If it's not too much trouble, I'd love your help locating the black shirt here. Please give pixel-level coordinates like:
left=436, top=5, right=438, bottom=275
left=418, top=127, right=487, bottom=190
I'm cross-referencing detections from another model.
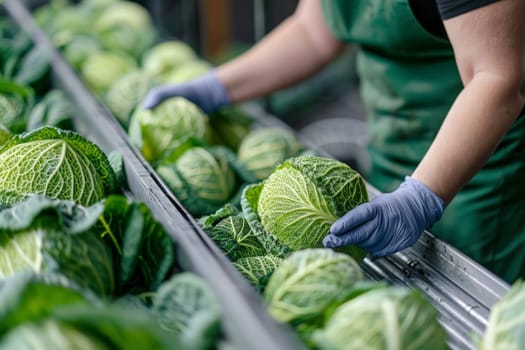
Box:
left=409, top=0, right=500, bottom=38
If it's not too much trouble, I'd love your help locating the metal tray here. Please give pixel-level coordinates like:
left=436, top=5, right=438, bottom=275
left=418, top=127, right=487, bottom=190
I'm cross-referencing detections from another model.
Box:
left=6, top=1, right=511, bottom=349
left=2, top=1, right=305, bottom=349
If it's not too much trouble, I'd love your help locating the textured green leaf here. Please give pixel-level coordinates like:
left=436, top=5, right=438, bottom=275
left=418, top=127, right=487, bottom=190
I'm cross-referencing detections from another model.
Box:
left=14, top=45, right=50, bottom=86
left=233, top=255, right=282, bottom=290
left=153, top=273, right=220, bottom=349
left=259, top=165, right=337, bottom=250
left=288, top=155, right=368, bottom=217
left=157, top=146, right=236, bottom=217
left=43, top=229, right=115, bottom=297
left=129, top=97, right=209, bottom=162
left=0, top=195, right=104, bottom=234
left=1, top=320, right=110, bottom=350
left=241, top=183, right=291, bottom=258
left=264, top=249, right=363, bottom=324
left=205, top=214, right=265, bottom=261
left=237, top=127, right=303, bottom=181
left=0, top=272, right=98, bottom=336
left=48, top=304, right=183, bottom=350
left=0, top=126, right=117, bottom=206
left=312, top=286, right=448, bottom=350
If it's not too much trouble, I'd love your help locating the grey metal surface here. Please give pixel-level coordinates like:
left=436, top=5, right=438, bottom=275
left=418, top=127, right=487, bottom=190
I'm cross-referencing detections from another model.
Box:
left=3, top=1, right=305, bottom=349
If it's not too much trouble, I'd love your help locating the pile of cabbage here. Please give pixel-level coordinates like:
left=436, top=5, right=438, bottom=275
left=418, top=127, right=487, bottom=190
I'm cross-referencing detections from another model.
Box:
left=34, top=0, right=213, bottom=129
left=0, top=125, right=223, bottom=349
left=0, top=16, right=222, bottom=348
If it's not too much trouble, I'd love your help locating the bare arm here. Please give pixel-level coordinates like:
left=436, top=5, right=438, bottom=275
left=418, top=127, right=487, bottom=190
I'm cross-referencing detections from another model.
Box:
left=412, top=0, right=525, bottom=203
left=216, top=0, right=344, bottom=103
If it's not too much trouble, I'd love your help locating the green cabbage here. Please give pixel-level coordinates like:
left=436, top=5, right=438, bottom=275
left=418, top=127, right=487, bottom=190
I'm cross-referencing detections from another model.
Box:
left=156, top=144, right=237, bottom=217
left=142, top=40, right=197, bottom=79
left=0, top=125, right=12, bottom=146
left=264, top=248, right=363, bottom=324
left=312, top=286, right=448, bottom=350
left=153, top=273, right=221, bottom=349
left=104, top=70, right=156, bottom=128
left=0, top=197, right=115, bottom=297
left=129, top=97, right=210, bottom=162
left=164, top=60, right=212, bottom=84
left=81, top=51, right=137, bottom=95
left=94, top=1, right=154, bottom=57
left=204, top=213, right=266, bottom=261
left=0, top=127, right=116, bottom=206
left=62, top=34, right=102, bottom=71
left=244, top=155, right=368, bottom=259
left=237, top=127, right=303, bottom=181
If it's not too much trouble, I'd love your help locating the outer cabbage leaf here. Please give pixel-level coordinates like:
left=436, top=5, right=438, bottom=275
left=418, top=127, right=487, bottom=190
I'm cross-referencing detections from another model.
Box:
left=97, top=195, right=175, bottom=293
left=256, top=155, right=368, bottom=260
left=240, top=183, right=291, bottom=257
left=312, top=286, right=448, bottom=350
left=233, top=255, right=282, bottom=291
left=0, top=271, right=99, bottom=336
left=62, top=34, right=102, bottom=71
left=264, top=249, right=363, bottom=324
left=0, top=126, right=116, bottom=206
left=27, top=90, right=74, bottom=131
left=129, top=97, right=210, bottom=162
left=153, top=273, right=221, bottom=350
left=204, top=214, right=265, bottom=261
left=104, top=70, right=156, bottom=128
left=0, top=195, right=115, bottom=296
left=477, top=280, right=525, bottom=350
left=2, top=304, right=184, bottom=350
left=237, top=127, right=303, bottom=181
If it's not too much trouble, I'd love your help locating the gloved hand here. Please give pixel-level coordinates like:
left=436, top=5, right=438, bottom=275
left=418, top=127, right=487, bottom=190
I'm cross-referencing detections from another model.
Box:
left=323, top=176, right=446, bottom=257
left=142, top=70, right=231, bottom=114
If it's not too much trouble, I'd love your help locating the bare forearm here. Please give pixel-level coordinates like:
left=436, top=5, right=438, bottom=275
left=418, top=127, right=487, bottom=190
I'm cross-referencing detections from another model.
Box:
left=413, top=76, right=524, bottom=203
left=216, top=0, right=343, bottom=103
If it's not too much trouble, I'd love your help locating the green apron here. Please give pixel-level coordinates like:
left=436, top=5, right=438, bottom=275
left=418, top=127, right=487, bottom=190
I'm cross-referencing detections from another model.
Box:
left=321, top=0, right=525, bottom=283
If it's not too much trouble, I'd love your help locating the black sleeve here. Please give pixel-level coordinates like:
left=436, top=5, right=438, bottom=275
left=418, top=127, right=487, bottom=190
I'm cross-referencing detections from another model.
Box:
left=436, top=0, right=501, bottom=20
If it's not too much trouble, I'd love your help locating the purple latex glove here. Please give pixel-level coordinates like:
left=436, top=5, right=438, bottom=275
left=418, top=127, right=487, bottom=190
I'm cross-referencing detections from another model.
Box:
left=142, top=70, right=231, bottom=114
left=323, top=176, right=446, bottom=257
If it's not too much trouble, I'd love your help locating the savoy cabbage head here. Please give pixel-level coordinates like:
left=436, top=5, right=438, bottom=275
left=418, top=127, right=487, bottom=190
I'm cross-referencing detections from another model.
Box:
left=156, top=140, right=242, bottom=217
left=104, top=70, right=156, bottom=128
left=264, top=249, right=363, bottom=324
left=142, top=40, right=197, bottom=80
left=237, top=127, right=303, bottom=181
left=129, top=97, right=210, bottom=162
left=312, top=285, right=448, bottom=350
left=242, top=155, right=368, bottom=261
left=0, top=126, right=116, bottom=206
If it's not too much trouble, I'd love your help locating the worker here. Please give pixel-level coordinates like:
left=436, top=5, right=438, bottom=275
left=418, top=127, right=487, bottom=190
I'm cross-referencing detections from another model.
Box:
left=142, top=0, right=525, bottom=283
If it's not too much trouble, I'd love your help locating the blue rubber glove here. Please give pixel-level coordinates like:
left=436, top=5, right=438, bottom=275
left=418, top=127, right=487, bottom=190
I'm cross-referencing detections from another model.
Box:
left=323, top=176, right=446, bottom=257
left=142, top=70, right=231, bottom=114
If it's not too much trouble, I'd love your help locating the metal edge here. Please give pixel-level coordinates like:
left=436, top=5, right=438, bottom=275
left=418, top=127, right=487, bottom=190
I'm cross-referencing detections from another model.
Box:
left=2, top=1, right=305, bottom=349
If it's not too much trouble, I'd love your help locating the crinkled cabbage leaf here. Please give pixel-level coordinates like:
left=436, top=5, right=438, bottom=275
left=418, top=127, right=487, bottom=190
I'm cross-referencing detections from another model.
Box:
left=0, top=126, right=116, bottom=206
